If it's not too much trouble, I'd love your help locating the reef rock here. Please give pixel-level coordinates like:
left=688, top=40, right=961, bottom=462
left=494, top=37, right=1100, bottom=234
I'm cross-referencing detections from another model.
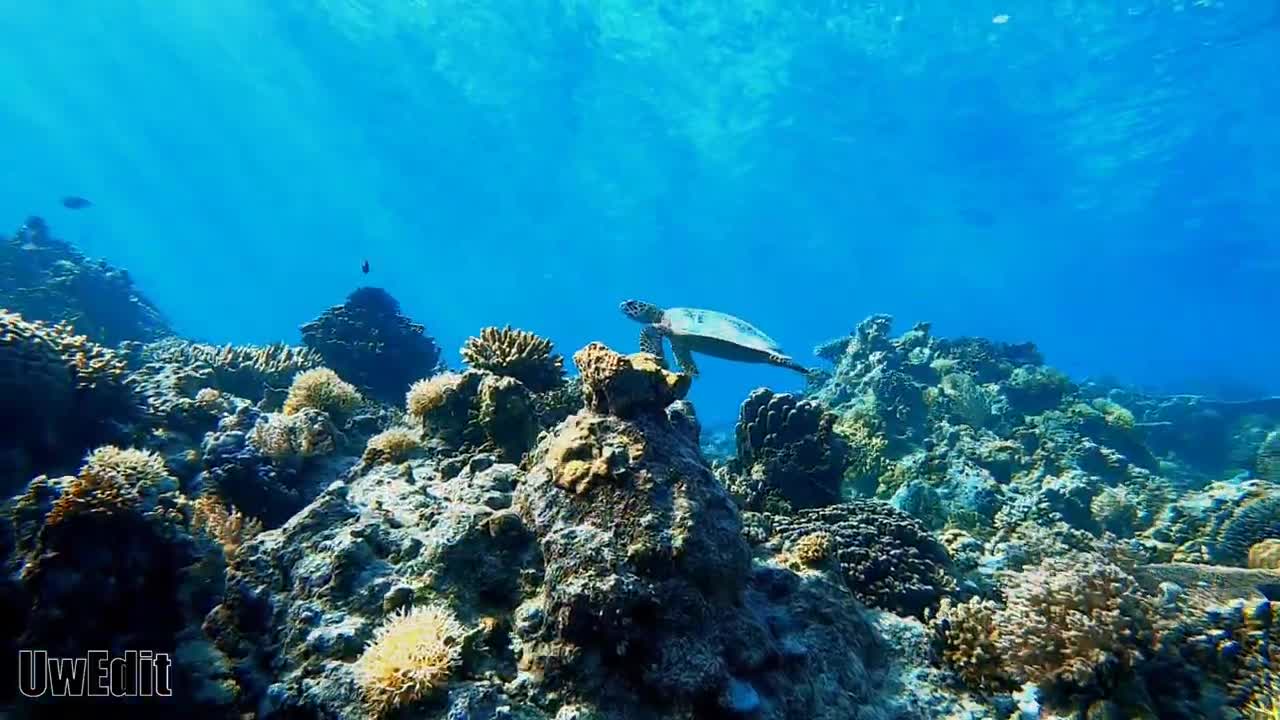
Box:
left=0, top=216, right=170, bottom=346
left=300, top=286, right=444, bottom=404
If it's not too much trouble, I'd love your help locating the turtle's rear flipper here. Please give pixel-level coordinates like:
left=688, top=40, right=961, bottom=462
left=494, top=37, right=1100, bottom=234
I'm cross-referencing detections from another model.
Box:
left=672, top=341, right=699, bottom=376
left=770, top=353, right=811, bottom=375
left=640, top=326, right=669, bottom=369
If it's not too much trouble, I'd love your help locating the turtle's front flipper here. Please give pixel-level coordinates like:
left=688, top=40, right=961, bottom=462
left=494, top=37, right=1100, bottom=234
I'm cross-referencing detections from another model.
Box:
left=672, top=340, right=699, bottom=376
left=769, top=353, right=811, bottom=376
left=640, top=326, right=669, bottom=369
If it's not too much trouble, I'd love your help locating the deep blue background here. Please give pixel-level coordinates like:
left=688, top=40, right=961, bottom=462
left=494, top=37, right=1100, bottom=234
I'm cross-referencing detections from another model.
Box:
left=2, top=1, right=1277, bottom=424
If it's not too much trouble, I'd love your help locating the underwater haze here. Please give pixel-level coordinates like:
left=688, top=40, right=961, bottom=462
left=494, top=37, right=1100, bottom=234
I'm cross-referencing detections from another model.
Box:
left=2, top=0, right=1278, bottom=424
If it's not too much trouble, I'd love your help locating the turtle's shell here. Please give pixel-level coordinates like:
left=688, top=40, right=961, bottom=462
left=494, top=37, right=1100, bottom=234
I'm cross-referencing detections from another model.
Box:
left=662, top=307, right=783, bottom=353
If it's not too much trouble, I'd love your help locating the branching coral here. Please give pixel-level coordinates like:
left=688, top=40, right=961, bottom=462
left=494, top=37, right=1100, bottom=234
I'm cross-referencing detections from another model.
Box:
left=352, top=604, right=467, bottom=717
left=460, top=325, right=564, bottom=392
left=405, top=371, right=538, bottom=462
left=282, top=367, right=363, bottom=418
left=137, top=338, right=322, bottom=400
left=191, top=494, right=262, bottom=557
left=993, top=553, right=1154, bottom=697
left=930, top=597, right=1013, bottom=692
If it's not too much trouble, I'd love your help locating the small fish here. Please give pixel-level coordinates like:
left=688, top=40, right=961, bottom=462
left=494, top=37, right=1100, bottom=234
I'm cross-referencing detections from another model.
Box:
left=61, top=196, right=92, bottom=209
left=361, top=259, right=370, bottom=274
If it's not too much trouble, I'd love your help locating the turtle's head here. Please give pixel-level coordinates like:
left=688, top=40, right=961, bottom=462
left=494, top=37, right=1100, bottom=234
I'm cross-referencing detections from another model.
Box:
left=620, top=299, right=663, bottom=324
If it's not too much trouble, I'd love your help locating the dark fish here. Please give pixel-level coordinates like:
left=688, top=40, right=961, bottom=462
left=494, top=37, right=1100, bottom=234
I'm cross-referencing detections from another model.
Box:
left=361, top=259, right=370, bottom=274
left=61, top=196, right=92, bottom=209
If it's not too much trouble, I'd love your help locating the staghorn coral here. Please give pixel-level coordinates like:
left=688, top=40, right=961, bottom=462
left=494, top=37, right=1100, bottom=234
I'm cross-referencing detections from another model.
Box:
left=191, top=493, right=262, bottom=557
left=460, top=325, right=565, bottom=392
left=282, top=367, right=363, bottom=417
left=572, top=342, right=690, bottom=418
left=362, top=426, right=423, bottom=466
left=136, top=337, right=323, bottom=401
left=733, top=388, right=847, bottom=509
left=763, top=501, right=954, bottom=617
left=300, top=286, right=444, bottom=404
left=352, top=604, right=467, bottom=717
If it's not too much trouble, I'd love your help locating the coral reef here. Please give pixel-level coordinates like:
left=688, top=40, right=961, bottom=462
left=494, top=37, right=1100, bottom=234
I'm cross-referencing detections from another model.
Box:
left=0, top=216, right=170, bottom=345
left=0, top=309, right=139, bottom=488
left=460, top=325, right=565, bottom=393
left=129, top=337, right=322, bottom=405
left=300, top=286, right=444, bottom=404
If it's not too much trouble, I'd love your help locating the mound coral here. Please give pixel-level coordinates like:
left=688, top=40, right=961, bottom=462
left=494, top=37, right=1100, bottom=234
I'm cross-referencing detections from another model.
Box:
left=733, top=388, right=847, bottom=509
left=282, top=367, right=363, bottom=418
left=248, top=409, right=338, bottom=461
left=1, top=216, right=170, bottom=345
left=572, top=342, right=690, bottom=418
left=764, top=501, right=954, bottom=617
left=300, top=286, right=444, bottom=404
left=460, top=325, right=564, bottom=392
left=352, top=604, right=467, bottom=716
left=362, top=427, right=423, bottom=465
left=405, top=371, right=538, bottom=462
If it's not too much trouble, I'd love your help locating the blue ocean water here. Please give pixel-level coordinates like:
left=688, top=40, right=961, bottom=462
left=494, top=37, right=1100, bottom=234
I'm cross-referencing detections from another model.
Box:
left=2, top=1, right=1277, bottom=426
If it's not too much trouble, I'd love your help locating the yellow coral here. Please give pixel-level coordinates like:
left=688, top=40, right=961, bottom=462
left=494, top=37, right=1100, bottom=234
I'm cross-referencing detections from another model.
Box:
left=282, top=367, right=362, bottom=417
left=572, top=342, right=690, bottom=417
left=192, top=494, right=262, bottom=557
left=460, top=326, right=564, bottom=392
left=791, top=531, right=836, bottom=567
left=1250, top=539, right=1280, bottom=570
left=362, top=427, right=422, bottom=465
left=405, top=373, right=463, bottom=420
left=352, top=604, right=467, bottom=716
left=931, top=596, right=1011, bottom=692
left=80, top=445, right=172, bottom=488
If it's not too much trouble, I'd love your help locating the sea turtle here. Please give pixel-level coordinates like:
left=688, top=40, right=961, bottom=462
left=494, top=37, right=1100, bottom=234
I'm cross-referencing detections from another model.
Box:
left=619, top=299, right=810, bottom=377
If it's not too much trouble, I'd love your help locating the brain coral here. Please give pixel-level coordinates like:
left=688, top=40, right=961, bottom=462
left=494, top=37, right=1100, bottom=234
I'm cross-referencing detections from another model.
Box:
left=460, top=325, right=564, bottom=392
left=765, top=500, right=954, bottom=617
left=300, top=286, right=444, bottom=404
